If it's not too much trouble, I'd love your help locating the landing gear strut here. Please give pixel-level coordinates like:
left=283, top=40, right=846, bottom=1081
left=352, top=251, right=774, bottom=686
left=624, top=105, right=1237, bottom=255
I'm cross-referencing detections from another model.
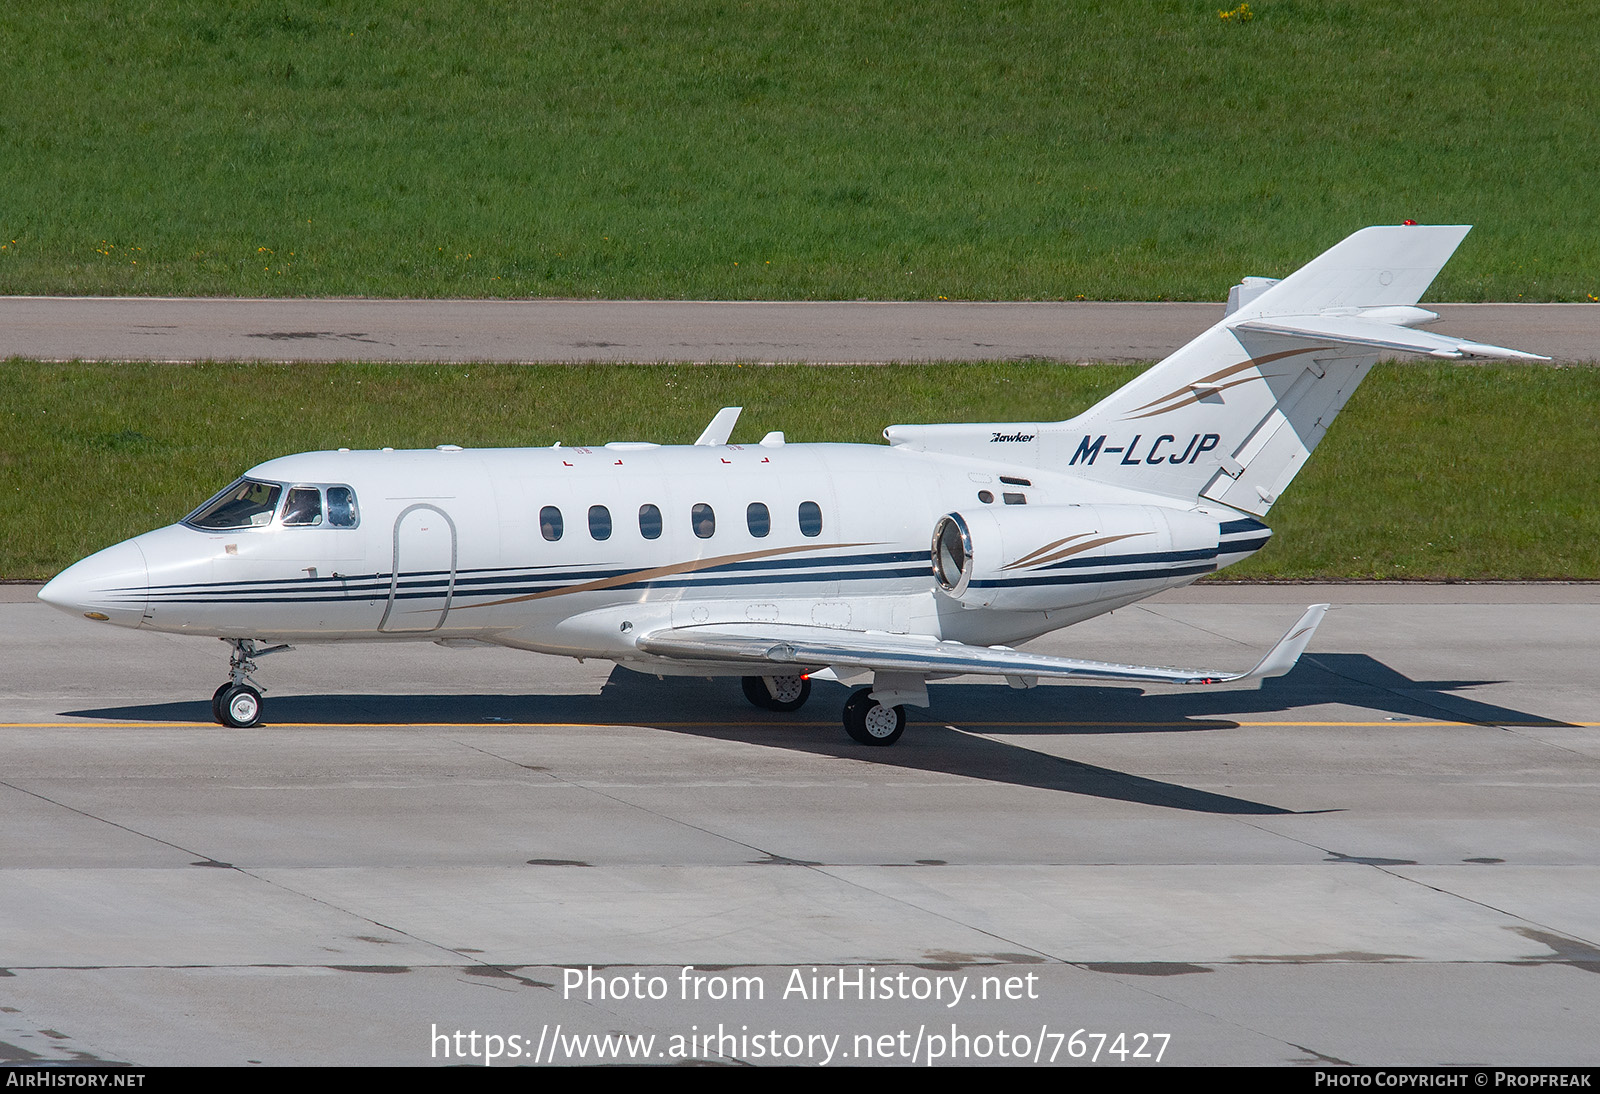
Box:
left=841, top=686, right=906, bottom=746
left=213, top=639, right=291, bottom=728
left=741, top=674, right=812, bottom=713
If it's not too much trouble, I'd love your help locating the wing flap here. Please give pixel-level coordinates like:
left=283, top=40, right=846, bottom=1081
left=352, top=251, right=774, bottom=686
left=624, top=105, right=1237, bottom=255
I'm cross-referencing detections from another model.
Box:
left=635, top=604, right=1329, bottom=687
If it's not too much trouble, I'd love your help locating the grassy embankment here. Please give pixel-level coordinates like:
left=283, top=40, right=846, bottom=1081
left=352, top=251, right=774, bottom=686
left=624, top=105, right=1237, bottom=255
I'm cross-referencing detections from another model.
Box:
left=1, top=1, right=1598, bottom=300
left=4, top=360, right=1597, bottom=581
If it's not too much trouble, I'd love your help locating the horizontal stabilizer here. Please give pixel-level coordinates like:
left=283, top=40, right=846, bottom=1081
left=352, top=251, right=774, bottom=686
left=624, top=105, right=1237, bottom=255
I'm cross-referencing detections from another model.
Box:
left=636, top=604, right=1328, bottom=688
left=1233, top=315, right=1549, bottom=361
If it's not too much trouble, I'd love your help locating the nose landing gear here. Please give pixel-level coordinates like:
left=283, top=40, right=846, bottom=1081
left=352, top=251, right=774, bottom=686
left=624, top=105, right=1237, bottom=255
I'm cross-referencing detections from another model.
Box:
left=213, top=639, right=291, bottom=728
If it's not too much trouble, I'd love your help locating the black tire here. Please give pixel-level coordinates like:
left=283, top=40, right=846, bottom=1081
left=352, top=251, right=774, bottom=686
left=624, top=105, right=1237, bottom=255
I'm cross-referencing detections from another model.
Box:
left=218, top=684, right=263, bottom=729
left=211, top=682, right=232, bottom=726
left=741, top=675, right=775, bottom=710
left=741, top=674, right=813, bottom=713
left=842, top=686, right=906, bottom=746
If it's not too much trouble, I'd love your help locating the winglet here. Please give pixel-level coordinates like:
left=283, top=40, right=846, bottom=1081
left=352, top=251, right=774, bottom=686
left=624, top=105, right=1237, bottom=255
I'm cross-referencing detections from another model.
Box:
left=694, top=407, right=743, bottom=446
left=1232, top=603, right=1328, bottom=682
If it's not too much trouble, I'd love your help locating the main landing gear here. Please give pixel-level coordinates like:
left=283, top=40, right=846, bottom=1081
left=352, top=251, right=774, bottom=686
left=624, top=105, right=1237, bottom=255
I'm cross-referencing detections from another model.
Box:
left=741, top=674, right=812, bottom=713
left=841, top=686, right=906, bottom=746
left=740, top=674, right=908, bottom=746
left=213, top=639, right=291, bottom=728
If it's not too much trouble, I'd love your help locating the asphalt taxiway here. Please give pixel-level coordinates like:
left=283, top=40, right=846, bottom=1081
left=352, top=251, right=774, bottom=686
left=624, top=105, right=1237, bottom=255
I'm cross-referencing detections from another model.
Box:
left=1, top=298, right=1596, bottom=363
left=2, top=582, right=1598, bottom=1066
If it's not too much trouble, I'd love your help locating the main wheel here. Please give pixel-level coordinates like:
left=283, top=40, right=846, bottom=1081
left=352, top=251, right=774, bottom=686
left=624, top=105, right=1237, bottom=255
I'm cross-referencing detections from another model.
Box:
left=841, top=686, right=906, bottom=746
left=742, top=674, right=812, bottom=712
left=741, top=675, right=773, bottom=709
left=218, top=684, right=263, bottom=729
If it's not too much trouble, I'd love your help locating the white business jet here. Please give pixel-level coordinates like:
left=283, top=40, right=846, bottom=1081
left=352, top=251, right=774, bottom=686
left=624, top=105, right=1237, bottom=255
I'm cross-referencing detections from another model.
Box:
left=39, top=225, right=1543, bottom=741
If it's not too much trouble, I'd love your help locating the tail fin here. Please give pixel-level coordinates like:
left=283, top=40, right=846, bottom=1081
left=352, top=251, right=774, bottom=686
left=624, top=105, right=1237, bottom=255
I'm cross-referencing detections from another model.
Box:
left=885, top=224, right=1545, bottom=517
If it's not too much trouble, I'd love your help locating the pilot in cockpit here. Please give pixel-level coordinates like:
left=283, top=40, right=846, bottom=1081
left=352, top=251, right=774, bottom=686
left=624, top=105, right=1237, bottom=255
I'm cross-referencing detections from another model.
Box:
left=281, top=487, right=323, bottom=527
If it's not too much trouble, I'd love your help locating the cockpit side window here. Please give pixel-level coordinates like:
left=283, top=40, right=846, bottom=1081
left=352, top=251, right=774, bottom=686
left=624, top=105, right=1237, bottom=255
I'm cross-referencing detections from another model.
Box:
left=185, top=479, right=283, bottom=530
left=282, top=487, right=323, bottom=526
left=326, top=486, right=359, bottom=528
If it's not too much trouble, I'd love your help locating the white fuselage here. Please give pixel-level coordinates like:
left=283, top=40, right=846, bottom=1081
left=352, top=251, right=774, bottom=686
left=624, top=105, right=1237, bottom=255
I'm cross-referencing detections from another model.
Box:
left=41, top=439, right=1266, bottom=674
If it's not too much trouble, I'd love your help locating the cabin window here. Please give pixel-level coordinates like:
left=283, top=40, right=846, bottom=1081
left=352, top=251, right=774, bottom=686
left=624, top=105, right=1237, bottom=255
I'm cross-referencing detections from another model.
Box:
left=185, top=479, right=282, bottom=530
left=588, top=505, right=612, bottom=541
left=540, top=505, right=564, bottom=541
left=326, top=486, right=358, bottom=528
left=639, top=503, right=662, bottom=540
left=746, top=502, right=770, bottom=538
left=691, top=503, right=716, bottom=539
left=1002, top=492, right=1027, bottom=505
left=798, top=500, right=823, bottom=537
left=977, top=490, right=994, bottom=504
left=282, top=487, right=323, bottom=526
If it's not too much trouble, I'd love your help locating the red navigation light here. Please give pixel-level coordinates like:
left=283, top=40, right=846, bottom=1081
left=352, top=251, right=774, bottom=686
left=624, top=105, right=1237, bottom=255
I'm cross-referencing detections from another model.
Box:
left=1402, top=219, right=1417, bottom=226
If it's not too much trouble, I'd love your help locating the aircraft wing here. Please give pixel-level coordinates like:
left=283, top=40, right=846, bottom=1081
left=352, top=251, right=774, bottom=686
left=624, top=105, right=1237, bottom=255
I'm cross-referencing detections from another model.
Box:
left=636, top=604, right=1328, bottom=687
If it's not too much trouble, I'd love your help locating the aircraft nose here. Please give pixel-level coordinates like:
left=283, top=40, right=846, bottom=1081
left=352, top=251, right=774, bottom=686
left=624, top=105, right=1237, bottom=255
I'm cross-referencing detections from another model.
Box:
left=38, top=539, right=150, bottom=626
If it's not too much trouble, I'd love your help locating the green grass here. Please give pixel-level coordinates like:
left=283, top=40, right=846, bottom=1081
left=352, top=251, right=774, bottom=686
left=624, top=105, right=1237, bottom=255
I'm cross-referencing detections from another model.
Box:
left=2, top=1, right=1599, bottom=300
left=3, top=360, right=1597, bottom=580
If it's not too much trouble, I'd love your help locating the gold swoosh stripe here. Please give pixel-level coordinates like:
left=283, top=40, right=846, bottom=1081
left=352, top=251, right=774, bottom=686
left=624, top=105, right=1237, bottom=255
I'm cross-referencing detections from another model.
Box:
left=1122, top=374, right=1263, bottom=420
left=1121, top=347, right=1320, bottom=419
left=1000, top=531, right=1149, bottom=571
left=472, top=541, right=879, bottom=608
left=1001, top=532, right=1095, bottom=571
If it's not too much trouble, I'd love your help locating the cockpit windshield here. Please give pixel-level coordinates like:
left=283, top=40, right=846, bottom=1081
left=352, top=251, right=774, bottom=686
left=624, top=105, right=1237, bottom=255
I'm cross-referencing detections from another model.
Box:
left=184, top=479, right=360, bottom=531
left=185, top=479, right=283, bottom=530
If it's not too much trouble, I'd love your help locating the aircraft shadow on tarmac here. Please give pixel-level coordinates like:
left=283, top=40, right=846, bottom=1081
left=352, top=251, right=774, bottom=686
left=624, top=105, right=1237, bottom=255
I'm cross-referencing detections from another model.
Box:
left=64, top=652, right=1565, bottom=818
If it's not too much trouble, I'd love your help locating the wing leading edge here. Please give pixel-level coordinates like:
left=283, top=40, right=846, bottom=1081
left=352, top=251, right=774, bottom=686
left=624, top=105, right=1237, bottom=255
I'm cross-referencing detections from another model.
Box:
left=636, top=604, right=1328, bottom=688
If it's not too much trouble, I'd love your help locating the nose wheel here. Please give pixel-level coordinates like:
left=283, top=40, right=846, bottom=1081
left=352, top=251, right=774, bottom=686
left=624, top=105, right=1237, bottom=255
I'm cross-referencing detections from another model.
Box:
left=214, top=683, right=264, bottom=728
left=842, top=686, right=906, bottom=746
left=212, top=639, right=290, bottom=728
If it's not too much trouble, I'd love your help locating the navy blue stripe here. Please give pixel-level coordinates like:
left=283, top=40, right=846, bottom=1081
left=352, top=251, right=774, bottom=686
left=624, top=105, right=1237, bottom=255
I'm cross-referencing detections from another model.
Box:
left=1219, top=536, right=1271, bottom=554
left=140, top=565, right=938, bottom=606
left=1036, top=547, right=1219, bottom=572
left=134, top=549, right=923, bottom=596
left=972, top=562, right=1216, bottom=589
left=137, top=558, right=921, bottom=601
left=1219, top=518, right=1270, bottom=535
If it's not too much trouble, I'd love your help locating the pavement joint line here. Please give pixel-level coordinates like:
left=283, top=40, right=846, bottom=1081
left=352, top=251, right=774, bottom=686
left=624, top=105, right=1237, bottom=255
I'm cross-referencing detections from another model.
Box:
left=1489, top=723, right=1599, bottom=762
left=0, top=778, right=212, bottom=861
left=1231, top=817, right=1600, bottom=958
left=808, top=860, right=1061, bottom=966
left=463, top=734, right=1057, bottom=961
left=0, top=954, right=1546, bottom=974
left=950, top=719, right=1350, bottom=860
left=1056, top=957, right=1344, bottom=1065
left=11, top=720, right=1579, bottom=729
left=452, top=738, right=783, bottom=862
left=201, top=862, right=548, bottom=978
left=1384, top=867, right=1600, bottom=956
left=0, top=777, right=508, bottom=974
left=1129, top=602, right=1261, bottom=648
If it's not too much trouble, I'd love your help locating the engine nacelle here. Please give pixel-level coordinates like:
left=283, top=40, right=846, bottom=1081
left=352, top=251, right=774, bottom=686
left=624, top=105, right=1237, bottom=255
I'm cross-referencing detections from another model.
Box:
left=931, top=504, right=1227, bottom=611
